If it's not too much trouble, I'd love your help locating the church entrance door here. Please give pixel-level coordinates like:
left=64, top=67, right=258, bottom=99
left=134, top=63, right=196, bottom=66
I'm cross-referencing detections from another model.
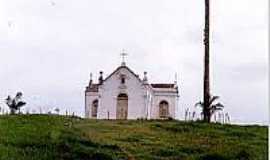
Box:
left=159, top=101, right=169, bottom=118
left=117, top=94, right=128, bottom=119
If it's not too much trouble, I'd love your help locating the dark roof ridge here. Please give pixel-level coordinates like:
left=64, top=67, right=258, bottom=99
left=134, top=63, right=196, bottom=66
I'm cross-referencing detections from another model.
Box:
left=151, top=83, right=175, bottom=88
left=103, top=65, right=143, bottom=83
left=86, top=83, right=99, bottom=92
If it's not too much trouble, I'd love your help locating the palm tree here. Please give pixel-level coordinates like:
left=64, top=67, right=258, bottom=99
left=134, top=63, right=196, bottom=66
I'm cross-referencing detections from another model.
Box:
left=5, top=92, right=26, bottom=115
left=203, top=0, right=211, bottom=122
left=196, top=96, right=224, bottom=122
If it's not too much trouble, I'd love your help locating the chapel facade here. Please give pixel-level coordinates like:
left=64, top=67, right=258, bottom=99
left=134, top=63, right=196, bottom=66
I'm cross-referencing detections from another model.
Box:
left=85, top=57, right=179, bottom=120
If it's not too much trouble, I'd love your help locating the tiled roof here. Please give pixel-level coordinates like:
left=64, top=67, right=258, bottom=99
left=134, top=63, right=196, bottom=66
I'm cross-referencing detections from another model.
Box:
left=151, top=83, right=175, bottom=88
left=86, top=84, right=99, bottom=92
left=85, top=65, right=178, bottom=91
left=103, top=65, right=142, bottom=83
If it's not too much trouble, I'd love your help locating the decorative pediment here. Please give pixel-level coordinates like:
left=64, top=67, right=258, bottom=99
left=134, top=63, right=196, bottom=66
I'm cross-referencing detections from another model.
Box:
left=103, top=65, right=143, bottom=84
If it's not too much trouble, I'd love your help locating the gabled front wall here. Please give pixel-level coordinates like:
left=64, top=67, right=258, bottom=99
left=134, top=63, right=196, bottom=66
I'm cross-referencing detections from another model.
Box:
left=98, top=67, right=146, bottom=119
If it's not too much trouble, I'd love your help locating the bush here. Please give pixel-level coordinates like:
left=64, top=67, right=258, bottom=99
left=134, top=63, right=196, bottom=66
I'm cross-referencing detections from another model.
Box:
left=235, top=149, right=252, bottom=160
left=200, top=153, right=229, bottom=160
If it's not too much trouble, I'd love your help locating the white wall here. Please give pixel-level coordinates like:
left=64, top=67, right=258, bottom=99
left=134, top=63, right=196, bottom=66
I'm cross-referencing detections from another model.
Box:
left=85, top=92, right=99, bottom=118
left=85, top=66, right=179, bottom=120
left=151, top=90, right=178, bottom=119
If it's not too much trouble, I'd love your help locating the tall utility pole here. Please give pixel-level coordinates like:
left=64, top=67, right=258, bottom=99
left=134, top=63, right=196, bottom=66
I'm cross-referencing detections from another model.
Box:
left=203, top=0, right=211, bottom=122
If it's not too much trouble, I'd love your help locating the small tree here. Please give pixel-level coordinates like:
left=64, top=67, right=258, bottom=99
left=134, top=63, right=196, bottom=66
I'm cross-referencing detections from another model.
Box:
left=195, top=96, right=224, bottom=122
left=5, top=92, right=26, bottom=115
left=54, top=108, right=60, bottom=115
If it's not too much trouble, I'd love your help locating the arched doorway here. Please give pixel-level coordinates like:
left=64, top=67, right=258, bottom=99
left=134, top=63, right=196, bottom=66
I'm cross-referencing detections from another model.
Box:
left=159, top=101, right=169, bottom=118
left=91, top=99, right=98, bottom=118
left=116, top=93, right=128, bottom=119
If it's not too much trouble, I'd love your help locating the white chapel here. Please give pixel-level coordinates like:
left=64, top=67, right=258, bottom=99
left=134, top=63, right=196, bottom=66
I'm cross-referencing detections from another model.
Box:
left=85, top=53, right=179, bottom=120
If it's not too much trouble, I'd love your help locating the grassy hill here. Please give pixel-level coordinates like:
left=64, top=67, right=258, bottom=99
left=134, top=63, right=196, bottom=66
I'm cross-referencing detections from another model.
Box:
left=0, top=115, right=268, bottom=160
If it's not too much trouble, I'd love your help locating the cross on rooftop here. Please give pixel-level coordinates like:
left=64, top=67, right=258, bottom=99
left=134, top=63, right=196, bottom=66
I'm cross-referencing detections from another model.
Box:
left=120, top=49, right=128, bottom=66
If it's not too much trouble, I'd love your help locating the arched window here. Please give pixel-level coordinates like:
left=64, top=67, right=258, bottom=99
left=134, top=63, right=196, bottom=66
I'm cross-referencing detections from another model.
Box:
left=159, top=101, right=169, bottom=118
left=120, top=74, right=126, bottom=84
left=92, top=99, right=98, bottom=118
left=116, top=94, right=128, bottom=119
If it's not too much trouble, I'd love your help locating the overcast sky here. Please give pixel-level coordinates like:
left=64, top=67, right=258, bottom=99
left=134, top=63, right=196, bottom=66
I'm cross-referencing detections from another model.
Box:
left=0, top=0, right=268, bottom=125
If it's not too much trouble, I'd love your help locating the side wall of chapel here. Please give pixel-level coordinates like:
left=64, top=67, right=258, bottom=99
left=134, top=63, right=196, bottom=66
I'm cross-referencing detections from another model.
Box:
left=85, top=92, right=99, bottom=118
left=150, top=89, right=178, bottom=119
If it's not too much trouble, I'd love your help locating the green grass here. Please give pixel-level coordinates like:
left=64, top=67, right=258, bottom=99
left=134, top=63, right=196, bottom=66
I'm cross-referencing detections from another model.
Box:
left=0, top=115, right=268, bottom=160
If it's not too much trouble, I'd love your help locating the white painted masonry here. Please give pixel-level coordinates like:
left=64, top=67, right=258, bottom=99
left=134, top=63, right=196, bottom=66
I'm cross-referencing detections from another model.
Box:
left=85, top=63, right=179, bottom=119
